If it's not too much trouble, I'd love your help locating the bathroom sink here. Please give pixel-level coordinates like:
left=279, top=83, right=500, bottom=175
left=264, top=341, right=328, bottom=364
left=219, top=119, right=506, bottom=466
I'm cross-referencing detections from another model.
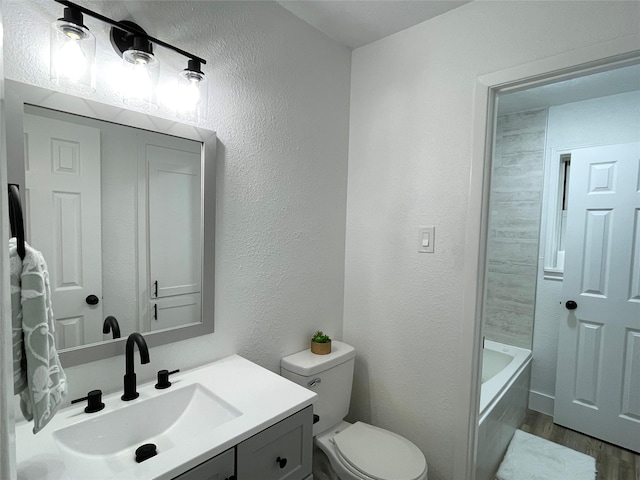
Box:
left=16, top=355, right=316, bottom=480
left=53, top=383, right=241, bottom=477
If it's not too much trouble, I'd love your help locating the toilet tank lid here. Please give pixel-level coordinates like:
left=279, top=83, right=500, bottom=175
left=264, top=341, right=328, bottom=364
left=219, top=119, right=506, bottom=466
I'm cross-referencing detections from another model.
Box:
left=281, top=340, right=356, bottom=376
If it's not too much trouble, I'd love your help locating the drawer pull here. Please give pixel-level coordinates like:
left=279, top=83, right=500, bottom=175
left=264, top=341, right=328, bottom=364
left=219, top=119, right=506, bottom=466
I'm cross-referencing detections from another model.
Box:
left=276, top=456, right=287, bottom=469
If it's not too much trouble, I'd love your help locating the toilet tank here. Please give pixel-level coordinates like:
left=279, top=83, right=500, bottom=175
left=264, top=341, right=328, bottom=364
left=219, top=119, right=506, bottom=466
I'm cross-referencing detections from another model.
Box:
left=281, top=341, right=356, bottom=436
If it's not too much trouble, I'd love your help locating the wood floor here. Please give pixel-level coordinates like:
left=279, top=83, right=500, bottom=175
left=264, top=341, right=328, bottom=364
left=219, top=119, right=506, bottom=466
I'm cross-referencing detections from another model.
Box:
left=514, top=410, right=640, bottom=480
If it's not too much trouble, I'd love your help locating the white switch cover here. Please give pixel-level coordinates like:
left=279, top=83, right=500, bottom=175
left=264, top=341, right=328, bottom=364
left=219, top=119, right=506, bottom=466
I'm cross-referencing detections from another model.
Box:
left=418, top=227, right=435, bottom=253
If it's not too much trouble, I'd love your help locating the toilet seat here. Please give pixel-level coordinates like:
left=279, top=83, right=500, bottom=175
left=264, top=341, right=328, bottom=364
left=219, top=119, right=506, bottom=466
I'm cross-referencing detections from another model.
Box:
left=332, top=422, right=427, bottom=480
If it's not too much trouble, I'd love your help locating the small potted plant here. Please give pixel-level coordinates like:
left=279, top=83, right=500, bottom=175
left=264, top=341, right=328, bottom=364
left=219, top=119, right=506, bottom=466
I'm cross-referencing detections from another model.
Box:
left=311, top=330, right=332, bottom=355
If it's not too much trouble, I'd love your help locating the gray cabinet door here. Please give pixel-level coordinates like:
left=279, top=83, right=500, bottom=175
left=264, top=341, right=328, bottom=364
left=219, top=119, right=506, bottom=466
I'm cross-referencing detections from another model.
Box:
left=173, top=448, right=235, bottom=480
left=237, top=406, right=313, bottom=480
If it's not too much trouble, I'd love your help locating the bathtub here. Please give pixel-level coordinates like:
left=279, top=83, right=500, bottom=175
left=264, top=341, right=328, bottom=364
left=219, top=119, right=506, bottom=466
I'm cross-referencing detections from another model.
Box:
left=476, top=340, right=532, bottom=480
left=479, top=340, right=532, bottom=423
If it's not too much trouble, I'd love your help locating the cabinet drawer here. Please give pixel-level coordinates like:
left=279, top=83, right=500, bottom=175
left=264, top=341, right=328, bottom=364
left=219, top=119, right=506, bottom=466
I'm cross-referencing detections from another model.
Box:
left=173, top=448, right=235, bottom=480
left=237, top=406, right=313, bottom=480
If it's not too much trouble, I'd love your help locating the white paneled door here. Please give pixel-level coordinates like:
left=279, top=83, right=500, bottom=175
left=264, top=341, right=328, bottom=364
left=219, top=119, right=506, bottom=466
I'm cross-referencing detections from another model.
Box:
left=23, top=113, right=103, bottom=348
left=145, top=139, right=201, bottom=299
left=555, top=142, right=640, bottom=452
left=139, top=132, right=202, bottom=332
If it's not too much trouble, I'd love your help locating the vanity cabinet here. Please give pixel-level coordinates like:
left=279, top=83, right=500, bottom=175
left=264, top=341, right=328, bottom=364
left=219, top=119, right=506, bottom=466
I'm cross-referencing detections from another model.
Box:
left=237, top=406, right=312, bottom=480
left=172, top=406, right=312, bottom=480
left=172, top=448, right=235, bottom=480
left=14, top=351, right=316, bottom=480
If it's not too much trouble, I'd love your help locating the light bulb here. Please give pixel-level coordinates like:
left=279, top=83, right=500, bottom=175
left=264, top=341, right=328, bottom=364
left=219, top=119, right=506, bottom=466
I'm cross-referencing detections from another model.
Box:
left=64, top=28, right=82, bottom=41
left=54, top=39, right=86, bottom=81
left=180, top=79, right=202, bottom=110
left=122, top=47, right=159, bottom=110
left=130, top=63, right=152, bottom=97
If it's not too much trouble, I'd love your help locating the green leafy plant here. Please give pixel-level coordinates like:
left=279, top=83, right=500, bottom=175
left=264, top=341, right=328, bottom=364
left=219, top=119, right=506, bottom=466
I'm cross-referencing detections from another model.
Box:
left=312, top=331, right=331, bottom=343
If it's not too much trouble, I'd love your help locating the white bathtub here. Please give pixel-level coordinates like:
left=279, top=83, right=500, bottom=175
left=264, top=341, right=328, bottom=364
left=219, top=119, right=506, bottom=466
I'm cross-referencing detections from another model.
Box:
left=476, top=340, right=532, bottom=480
left=479, top=340, right=532, bottom=424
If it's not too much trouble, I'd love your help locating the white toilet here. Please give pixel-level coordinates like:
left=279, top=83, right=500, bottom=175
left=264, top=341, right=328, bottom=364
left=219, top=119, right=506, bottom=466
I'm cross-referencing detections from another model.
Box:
left=281, top=341, right=428, bottom=480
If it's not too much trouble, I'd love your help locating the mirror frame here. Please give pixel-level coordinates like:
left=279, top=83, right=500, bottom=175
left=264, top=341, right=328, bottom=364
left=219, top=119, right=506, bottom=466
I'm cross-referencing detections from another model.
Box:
left=5, top=80, right=216, bottom=367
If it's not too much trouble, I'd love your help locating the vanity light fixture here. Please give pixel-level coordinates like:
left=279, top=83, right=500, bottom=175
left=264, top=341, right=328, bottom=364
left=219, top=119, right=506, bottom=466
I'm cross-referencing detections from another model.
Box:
left=51, top=0, right=208, bottom=118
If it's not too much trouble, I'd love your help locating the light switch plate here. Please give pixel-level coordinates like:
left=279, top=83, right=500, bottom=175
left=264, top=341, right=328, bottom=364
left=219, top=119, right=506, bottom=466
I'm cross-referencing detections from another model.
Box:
left=418, top=226, right=435, bottom=253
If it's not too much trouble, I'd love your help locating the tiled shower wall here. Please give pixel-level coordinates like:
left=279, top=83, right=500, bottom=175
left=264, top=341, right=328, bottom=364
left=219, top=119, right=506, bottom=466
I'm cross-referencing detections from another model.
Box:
left=483, top=109, right=548, bottom=349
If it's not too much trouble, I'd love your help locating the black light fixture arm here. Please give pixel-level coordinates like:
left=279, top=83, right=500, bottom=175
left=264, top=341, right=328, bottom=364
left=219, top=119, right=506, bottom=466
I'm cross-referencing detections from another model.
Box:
left=54, top=0, right=207, bottom=65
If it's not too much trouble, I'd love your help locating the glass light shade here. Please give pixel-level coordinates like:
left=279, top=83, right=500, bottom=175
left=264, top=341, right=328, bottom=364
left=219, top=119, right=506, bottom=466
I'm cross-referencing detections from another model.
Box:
left=122, top=48, right=160, bottom=111
left=50, top=19, right=96, bottom=92
left=175, top=69, right=208, bottom=122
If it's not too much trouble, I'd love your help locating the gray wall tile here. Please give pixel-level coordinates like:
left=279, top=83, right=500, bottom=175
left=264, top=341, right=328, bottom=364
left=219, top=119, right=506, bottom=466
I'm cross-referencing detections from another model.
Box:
left=484, top=108, right=547, bottom=349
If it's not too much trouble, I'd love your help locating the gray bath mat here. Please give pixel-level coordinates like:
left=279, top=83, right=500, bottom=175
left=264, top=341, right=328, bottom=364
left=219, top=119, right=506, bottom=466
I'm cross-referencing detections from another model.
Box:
left=496, top=429, right=596, bottom=480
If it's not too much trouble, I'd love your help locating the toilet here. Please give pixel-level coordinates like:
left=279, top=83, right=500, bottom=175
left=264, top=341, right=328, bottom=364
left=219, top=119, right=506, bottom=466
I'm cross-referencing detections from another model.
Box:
left=281, top=341, right=428, bottom=480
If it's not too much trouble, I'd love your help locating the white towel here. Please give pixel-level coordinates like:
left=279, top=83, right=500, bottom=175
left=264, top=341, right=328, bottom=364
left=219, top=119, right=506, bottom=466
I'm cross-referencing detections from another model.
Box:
left=10, top=238, right=67, bottom=434
left=496, top=429, right=596, bottom=480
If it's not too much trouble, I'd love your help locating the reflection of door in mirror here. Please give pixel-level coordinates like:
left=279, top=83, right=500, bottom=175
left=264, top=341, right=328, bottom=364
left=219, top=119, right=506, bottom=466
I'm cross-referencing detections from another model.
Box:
left=21, top=105, right=204, bottom=350
left=23, top=113, right=104, bottom=348
left=140, top=134, right=202, bottom=331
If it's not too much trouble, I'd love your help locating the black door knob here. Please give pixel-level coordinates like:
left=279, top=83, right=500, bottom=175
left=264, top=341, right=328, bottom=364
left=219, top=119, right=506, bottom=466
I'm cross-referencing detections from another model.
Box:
left=86, top=294, right=100, bottom=305
left=565, top=300, right=578, bottom=310
left=276, top=456, right=287, bottom=468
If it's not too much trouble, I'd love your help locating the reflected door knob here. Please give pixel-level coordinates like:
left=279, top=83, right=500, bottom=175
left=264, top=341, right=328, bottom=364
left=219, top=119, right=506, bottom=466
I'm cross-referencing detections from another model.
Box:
left=565, top=300, right=577, bottom=310
left=86, top=294, right=100, bottom=305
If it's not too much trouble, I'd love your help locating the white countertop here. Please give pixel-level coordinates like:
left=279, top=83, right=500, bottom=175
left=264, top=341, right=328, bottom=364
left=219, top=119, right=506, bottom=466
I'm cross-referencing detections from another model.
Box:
left=15, top=354, right=317, bottom=480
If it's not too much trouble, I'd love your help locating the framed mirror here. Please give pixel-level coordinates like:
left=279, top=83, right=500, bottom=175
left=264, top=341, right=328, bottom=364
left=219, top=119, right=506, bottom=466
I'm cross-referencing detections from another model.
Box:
left=5, top=80, right=216, bottom=367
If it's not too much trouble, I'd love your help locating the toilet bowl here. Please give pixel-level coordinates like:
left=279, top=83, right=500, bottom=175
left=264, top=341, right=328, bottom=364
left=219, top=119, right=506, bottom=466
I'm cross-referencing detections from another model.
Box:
left=281, top=341, right=428, bottom=480
left=313, top=446, right=339, bottom=480
left=315, top=421, right=427, bottom=480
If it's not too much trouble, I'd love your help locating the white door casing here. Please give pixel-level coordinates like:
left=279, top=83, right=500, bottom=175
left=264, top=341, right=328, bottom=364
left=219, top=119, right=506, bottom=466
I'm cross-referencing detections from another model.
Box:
left=555, top=142, right=640, bottom=452
left=23, top=113, right=103, bottom=348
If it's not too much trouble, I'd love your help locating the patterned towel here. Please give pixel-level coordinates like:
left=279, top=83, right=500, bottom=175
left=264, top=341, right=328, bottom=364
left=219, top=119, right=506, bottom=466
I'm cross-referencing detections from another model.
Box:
left=10, top=238, right=67, bottom=434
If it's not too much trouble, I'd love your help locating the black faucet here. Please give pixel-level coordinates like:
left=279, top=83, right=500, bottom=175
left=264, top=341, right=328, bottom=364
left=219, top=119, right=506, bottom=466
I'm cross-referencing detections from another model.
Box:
left=122, top=332, right=150, bottom=401
left=103, top=316, right=121, bottom=339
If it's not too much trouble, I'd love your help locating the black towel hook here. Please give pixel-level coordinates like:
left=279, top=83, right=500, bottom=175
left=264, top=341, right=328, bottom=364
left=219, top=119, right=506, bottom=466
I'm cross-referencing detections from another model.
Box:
left=8, top=184, right=26, bottom=260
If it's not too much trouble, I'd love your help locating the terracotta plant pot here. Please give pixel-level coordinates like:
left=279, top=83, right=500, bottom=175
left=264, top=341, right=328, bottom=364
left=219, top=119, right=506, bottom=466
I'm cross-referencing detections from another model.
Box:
left=311, top=340, right=331, bottom=355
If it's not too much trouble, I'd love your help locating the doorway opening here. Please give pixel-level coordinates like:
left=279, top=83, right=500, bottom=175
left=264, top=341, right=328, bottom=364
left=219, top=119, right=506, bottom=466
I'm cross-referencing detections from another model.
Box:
left=475, top=60, right=640, bottom=480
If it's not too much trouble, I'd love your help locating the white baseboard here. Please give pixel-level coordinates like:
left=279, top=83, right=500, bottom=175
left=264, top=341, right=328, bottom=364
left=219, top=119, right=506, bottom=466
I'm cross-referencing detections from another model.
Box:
left=529, top=390, right=554, bottom=416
